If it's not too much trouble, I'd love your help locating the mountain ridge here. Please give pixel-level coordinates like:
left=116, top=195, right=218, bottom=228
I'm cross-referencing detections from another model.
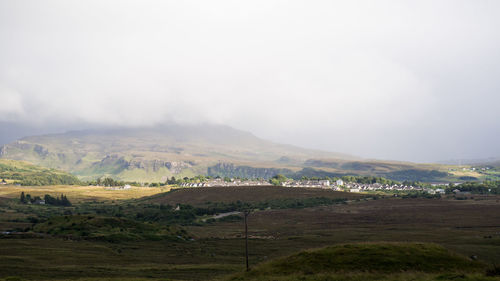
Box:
left=0, top=124, right=358, bottom=181
left=0, top=124, right=475, bottom=183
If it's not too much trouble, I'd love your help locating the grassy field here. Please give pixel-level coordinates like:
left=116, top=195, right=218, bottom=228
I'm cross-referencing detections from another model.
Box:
left=224, top=242, right=492, bottom=281
left=143, top=186, right=365, bottom=206
left=0, top=159, right=81, bottom=186
left=0, top=184, right=169, bottom=203
left=0, top=186, right=499, bottom=280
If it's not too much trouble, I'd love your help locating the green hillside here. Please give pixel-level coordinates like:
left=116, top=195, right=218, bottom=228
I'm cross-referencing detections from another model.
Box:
left=32, top=215, right=186, bottom=242
left=0, top=124, right=477, bottom=182
left=0, top=159, right=81, bottom=186
left=227, top=243, right=494, bottom=281
left=0, top=124, right=349, bottom=181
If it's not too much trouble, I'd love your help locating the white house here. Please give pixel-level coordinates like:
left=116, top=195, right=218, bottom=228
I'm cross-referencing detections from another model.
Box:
left=336, top=179, right=344, bottom=186
left=319, top=180, right=330, bottom=186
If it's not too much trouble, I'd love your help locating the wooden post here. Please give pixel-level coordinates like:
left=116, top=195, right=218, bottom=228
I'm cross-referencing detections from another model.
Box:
left=244, top=210, right=250, bottom=271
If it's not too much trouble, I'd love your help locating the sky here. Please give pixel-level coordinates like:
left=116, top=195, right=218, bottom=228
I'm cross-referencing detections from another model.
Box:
left=0, top=0, right=499, bottom=163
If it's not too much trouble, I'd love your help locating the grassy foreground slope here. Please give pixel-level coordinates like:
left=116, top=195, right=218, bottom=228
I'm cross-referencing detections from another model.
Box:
left=226, top=243, right=496, bottom=281
left=0, top=159, right=81, bottom=185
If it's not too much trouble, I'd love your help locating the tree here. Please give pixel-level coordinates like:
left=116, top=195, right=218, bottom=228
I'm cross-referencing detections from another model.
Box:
left=166, top=176, right=177, bottom=185
left=20, top=192, right=26, bottom=203
left=60, top=194, right=71, bottom=206
left=270, top=174, right=288, bottom=186
left=44, top=194, right=56, bottom=204
left=43, top=194, right=71, bottom=206
left=102, top=177, right=116, bottom=187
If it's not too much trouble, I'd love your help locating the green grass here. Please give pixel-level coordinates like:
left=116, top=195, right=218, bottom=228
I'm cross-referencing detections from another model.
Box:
left=0, top=159, right=81, bottom=185
left=225, top=243, right=492, bottom=281
left=32, top=215, right=187, bottom=242
left=1, top=187, right=500, bottom=281
left=224, top=273, right=500, bottom=281
left=116, top=167, right=198, bottom=182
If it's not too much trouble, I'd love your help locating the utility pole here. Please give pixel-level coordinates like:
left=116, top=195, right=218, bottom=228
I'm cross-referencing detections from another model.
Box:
left=244, top=210, right=251, bottom=271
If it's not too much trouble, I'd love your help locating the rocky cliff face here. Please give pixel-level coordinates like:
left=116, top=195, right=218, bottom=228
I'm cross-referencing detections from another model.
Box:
left=0, top=140, right=197, bottom=179
left=2, top=125, right=449, bottom=182
left=93, top=155, right=193, bottom=174
left=125, top=159, right=193, bottom=174
left=33, top=144, right=50, bottom=157
left=207, top=163, right=292, bottom=179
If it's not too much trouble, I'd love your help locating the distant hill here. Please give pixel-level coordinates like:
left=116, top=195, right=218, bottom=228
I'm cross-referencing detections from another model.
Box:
left=0, top=124, right=460, bottom=182
left=438, top=157, right=500, bottom=166
left=0, top=159, right=81, bottom=185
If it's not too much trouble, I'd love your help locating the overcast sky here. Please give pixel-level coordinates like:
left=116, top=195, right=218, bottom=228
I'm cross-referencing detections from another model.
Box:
left=1, top=0, right=499, bottom=162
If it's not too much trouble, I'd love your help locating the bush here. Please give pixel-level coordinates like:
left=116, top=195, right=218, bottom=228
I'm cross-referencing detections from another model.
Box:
left=486, top=264, right=500, bottom=276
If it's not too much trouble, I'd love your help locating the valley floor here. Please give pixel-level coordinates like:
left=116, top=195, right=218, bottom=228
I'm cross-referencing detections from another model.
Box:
left=0, top=186, right=499, bottom=280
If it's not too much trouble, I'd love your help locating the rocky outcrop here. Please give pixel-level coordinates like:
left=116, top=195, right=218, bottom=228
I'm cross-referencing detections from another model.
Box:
left=304, top=159, right=340, bottom=168
left=207, top=163, right=293, bottom=179
left=0, top=142, right=50, bottom=158
left=33, top=144, right=49, bottom=157
left=93, top=155, right=192, bottom=174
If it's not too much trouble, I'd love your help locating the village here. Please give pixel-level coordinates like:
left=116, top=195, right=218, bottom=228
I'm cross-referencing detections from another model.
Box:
left=179, top=178, right=447, bottom=194
left=179, top=178, right=272, bottom=188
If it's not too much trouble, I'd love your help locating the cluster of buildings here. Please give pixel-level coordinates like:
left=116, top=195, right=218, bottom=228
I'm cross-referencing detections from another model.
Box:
left=281, top=179, right=336, bottom=188
left=339, top=182, right=446, bottom=194
left=107, top=184, right=132, bottom=190
left=177, top=178, right=448, bottom=194
left=179, top=178, right=272, bottom=188
left=282, top=179, right=446, bottom=194
left=449, top=167, right=491, bottom=172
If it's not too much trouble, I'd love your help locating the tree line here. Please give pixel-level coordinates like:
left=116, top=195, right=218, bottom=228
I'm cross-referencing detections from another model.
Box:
left=20, top=192, right=72, bottom=206
left=269, top=174, right=401, bottom=186
left=446, top=181, right=500, bottom=194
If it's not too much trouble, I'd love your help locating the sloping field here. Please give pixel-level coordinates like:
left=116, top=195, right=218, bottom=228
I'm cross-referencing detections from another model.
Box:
left=225, top=242, right=490, bottom=281
left=142, top=186, right=365, bottom=206
left=0, top=159, right=81, bottom=185
left=0, top=185, right=168, bottom=202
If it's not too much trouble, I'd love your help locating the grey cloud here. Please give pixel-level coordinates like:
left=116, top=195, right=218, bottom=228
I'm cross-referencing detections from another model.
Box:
left=0, top=0, right=499, bottom=162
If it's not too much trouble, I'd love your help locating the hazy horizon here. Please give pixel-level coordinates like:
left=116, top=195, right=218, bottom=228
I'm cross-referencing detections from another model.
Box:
left=1, top=1, right=499, bottom=163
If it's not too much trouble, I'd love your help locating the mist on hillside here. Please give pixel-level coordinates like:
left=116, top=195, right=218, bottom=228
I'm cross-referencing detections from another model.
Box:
left=1, top=1, right=500, bottom=162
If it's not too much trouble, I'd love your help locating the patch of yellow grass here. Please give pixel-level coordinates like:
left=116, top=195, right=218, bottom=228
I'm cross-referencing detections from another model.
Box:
left=0, top=185, right=170, bottom=202
left=449, top=170, right=482, bottom=178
